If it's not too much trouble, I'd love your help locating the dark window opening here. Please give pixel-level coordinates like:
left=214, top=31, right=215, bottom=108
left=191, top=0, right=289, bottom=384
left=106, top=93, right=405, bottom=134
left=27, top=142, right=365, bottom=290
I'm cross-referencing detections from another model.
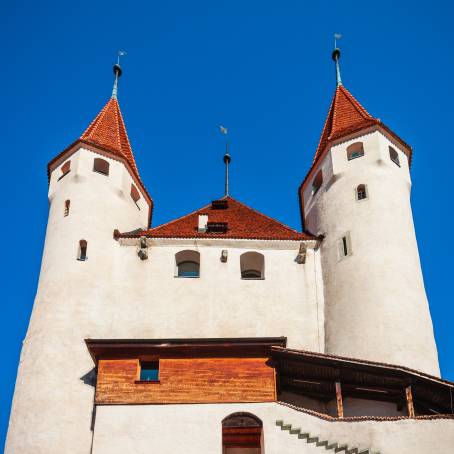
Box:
left=139, top=361, right=159, bottom=382
left=78, top=240, right=87, bottom=261
left=64, top=200, right=70, bottom=217
left=206, top=222, right=228, bottom=233
left=177, top=261, right=200, bottom=277
left=211, top=199, right=228, bottom=209
left=93, top=158, right=110, bottom=176
left=389, top=146, right=400, bottom=167
left=130, top=184, right=141, bottom=209
left=356, top=184, right=367, bottom=201
left=342, top=237, right=348, bottom=256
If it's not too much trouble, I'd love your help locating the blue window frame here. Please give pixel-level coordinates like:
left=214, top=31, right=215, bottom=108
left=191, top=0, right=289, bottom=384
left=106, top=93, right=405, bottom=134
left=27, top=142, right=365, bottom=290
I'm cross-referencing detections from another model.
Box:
left=140, top=361, right=159, bottom=381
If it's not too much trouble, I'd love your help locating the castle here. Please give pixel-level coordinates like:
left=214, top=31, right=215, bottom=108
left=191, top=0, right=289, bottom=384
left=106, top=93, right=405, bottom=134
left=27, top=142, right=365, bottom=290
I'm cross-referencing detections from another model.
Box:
left=5, top=49, right=454, bottom=454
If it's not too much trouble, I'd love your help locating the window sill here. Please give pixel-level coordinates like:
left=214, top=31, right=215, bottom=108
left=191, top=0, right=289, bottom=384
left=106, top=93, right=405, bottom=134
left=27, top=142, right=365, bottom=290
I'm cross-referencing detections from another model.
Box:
left=174, top=276, right=200, bottom=279
left=135, top=380, right=160, bottom=384
left=241, top=277, right=265, bottom=281
left=58, top=170, right=71, bottom=181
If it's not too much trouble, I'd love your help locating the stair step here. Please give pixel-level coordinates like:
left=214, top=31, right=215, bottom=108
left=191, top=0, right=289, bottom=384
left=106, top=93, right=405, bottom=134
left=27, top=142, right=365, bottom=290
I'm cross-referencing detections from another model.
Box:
left=335, top=445, right=349, bottom=453
left=298, top=432, right=310, bottom=439
left=347, top=449, right=358, bottom=454
left=326, top=443, right=339, bottom=450
left=307, top=436, right=319, bottom=443
left=281, top=424, right=292, bottom=431
left=275, top=420, right=283, bottom=427
left=358, top=450, right=370, bottom=454
left=316, top=440, right=329, bottom=447
left=290, top=427, right=301, bottom=435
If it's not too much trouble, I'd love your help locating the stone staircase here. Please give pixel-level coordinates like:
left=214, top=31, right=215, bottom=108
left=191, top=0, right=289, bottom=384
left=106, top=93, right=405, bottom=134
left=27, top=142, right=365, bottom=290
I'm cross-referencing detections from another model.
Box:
left=275, top=420, right=380, bottom=454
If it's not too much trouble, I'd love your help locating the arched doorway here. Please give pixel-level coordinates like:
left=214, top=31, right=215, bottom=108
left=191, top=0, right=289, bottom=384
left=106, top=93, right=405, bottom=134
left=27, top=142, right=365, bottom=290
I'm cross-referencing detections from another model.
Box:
left=222, top=412, right=263, bottom=454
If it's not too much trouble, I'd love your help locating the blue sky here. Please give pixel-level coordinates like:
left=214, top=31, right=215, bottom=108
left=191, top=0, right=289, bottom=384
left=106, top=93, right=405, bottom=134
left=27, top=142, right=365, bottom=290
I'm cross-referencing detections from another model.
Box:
left=2, top=0, right=453, bottom=447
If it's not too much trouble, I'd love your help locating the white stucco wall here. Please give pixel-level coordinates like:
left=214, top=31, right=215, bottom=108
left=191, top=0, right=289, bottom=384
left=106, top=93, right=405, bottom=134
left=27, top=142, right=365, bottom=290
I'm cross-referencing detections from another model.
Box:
left=5, top=146, right=324, bottom=453
left=303, top=130, right=439, bottom=377
left=92, top=402, right=454, bottom=454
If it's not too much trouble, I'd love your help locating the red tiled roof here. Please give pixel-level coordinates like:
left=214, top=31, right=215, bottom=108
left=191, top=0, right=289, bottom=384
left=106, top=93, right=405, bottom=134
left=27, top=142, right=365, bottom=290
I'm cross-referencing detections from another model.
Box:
left=118, top=196, right=316, bottom=241
left=80, top=97, right=138, bottom=174
left=313, top=85, right=412, bottom=165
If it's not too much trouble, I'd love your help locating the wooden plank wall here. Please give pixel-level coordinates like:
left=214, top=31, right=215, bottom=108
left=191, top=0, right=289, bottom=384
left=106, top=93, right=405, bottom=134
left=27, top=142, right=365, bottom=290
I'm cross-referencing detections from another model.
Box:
left=96, top=357, right=276, bottom=404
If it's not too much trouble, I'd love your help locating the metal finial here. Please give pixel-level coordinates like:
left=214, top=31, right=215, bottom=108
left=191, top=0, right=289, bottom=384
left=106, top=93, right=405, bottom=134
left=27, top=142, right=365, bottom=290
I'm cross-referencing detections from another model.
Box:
left=332, top=34, right=342, bottom=86
left=112, top=51, right=127, bottom=99
left=219, top=125, right=231, bottom=197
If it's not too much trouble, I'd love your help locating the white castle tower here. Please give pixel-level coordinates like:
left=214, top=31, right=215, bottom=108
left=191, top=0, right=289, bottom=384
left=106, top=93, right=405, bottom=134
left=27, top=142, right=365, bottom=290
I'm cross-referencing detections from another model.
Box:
left=6, top=64, right=153, bottom=453
left=6, top=51, right=454, bottom=454
left=299, top=49, right=439, bottom=376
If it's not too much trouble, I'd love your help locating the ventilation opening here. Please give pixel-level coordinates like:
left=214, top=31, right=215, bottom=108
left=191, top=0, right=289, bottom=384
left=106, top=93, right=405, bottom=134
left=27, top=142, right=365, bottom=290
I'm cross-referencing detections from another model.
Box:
left=64, top=200, right=70, bottom=217
left=206, top=222, right=228, bottom=233
left=211, top=199, right=228, bottom=210
left=338, top=233, right=352, bottom=260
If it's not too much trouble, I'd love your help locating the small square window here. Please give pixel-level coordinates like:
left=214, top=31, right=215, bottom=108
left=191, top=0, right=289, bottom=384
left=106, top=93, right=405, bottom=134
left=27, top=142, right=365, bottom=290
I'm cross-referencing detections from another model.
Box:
left=140, top=361, right=159, bottom=381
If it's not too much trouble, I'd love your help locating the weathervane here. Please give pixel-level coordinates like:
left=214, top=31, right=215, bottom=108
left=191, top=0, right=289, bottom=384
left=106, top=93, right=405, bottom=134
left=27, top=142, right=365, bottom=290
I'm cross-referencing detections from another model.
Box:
left=219, top=125, right=231, bottom=197
left=112, top=50, right=127, bottom=99
left=332, top=34, right=342, bottom=86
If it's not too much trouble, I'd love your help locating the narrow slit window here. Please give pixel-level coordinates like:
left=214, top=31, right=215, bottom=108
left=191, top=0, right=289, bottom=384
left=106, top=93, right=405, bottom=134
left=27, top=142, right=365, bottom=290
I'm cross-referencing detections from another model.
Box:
left=338, top=233, right=352, bottom=259
left=347, top=142, right=365, bottom=160
left=389, top=146, right=400, bottom=167
left=78, top=240, right=87, bottom=261
left=139, top=361, right=159, bottom=382
left=356, top=184, right=367, bottom=201
left=64, top=200, right=70, bottom=217
left=93, top=158, right=110, bottom=176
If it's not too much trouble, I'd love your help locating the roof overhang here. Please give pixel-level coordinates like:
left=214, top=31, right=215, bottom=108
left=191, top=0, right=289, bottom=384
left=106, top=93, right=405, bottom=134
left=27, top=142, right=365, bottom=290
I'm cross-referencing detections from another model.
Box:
left=85, top=337, right=287, bottom=365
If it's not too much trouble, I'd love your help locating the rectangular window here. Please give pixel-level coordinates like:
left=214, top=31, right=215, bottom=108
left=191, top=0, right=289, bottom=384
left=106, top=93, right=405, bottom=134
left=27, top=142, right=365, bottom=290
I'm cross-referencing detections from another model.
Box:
left=139, top=361, right=159, bottom=382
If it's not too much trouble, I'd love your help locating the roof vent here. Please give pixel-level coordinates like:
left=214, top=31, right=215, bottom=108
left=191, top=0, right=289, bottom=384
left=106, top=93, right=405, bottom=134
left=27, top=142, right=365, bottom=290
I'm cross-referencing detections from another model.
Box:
left=206, top=222, right=228, bottom=233
left=211, top=200, right=228, bottom=210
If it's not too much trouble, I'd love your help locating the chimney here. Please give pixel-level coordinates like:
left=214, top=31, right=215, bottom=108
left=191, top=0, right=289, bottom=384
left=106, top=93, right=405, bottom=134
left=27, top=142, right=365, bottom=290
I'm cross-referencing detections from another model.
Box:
left=198, top=215, right=208, bottom=233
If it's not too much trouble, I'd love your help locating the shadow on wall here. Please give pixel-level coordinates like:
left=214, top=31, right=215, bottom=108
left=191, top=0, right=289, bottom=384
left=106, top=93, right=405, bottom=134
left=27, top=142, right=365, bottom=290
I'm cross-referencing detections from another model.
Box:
left=80, top=367, right=97, bottom=387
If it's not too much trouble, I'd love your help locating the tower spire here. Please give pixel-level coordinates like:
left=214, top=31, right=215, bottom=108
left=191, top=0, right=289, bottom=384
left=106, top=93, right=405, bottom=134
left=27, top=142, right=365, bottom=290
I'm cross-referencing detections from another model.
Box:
left=219, top=125, right=231, bottom=196
left=332, top=33, right=342, bottom=86
left=112, top=51, right=127, bottom=99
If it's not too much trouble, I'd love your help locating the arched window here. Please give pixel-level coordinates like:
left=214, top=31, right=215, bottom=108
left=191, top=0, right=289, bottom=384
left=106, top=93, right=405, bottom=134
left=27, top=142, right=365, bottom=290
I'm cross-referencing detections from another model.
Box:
left=312, top=170, right=323, bottom=195
left=78, top=240, right=87, bottom=261
left=222, top=412, right=263, bottom=454
left=58, top=160, right=71, bottom=181
left=175, top=250, right=200, bottom=278
left=240, top=252, right=264, bottom=280
left=64, top=199, right=70, bottom=216
left=347, top=142, right=365, bottom=160
left=389, top=146, right=400, bottom=167
left=356, top=184, right=367, bottom=201
left=93, top=158, right=110, bottom=176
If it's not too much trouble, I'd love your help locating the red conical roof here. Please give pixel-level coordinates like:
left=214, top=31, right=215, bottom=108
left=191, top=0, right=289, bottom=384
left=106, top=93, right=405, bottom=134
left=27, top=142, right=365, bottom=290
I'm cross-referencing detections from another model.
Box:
left=313, top=85, right=378, bottom=163
left=80, top=97, right=138, bottom=174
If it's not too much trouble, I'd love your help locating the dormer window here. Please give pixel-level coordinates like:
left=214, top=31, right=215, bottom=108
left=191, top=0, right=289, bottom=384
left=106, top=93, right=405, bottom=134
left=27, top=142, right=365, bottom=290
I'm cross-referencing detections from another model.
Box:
left=347, top=142, right=365, bottom=160
left=312, top=170, right=323, bottom=196
left=206, top=222, right=228, bottom=233
left=93, top=158, right=110, bottom=176
left=389, top=146, right=400, bottom=167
